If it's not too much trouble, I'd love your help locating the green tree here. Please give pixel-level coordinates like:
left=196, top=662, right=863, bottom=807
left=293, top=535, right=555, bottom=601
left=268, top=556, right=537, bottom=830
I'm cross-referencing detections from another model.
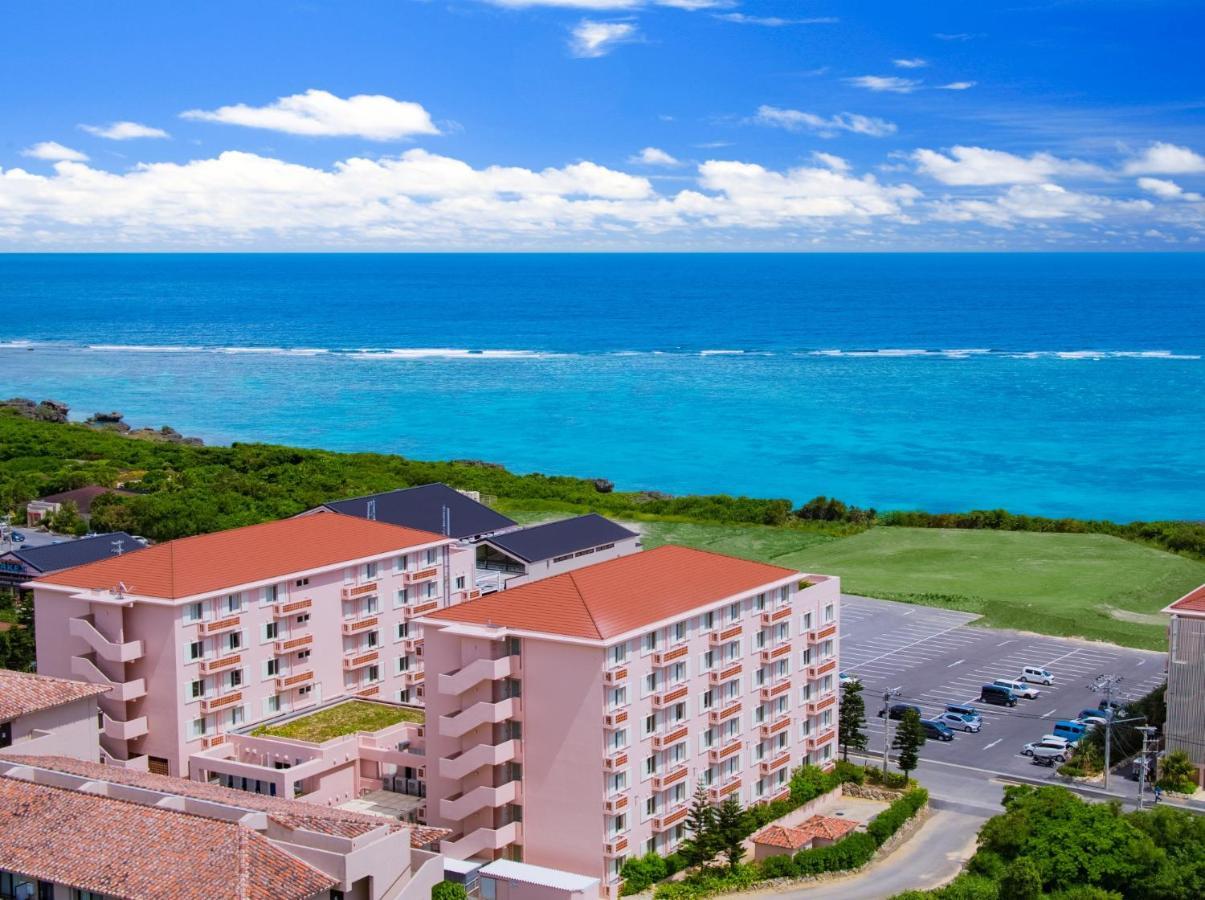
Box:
left=431, top=882, right=466, bottom=900
left=892, top=707, right=926, bottom=780
left=714, top=795, right=745, bottom=870
left=680, top=780, right=719, bottom=867
left=839, top=680, right=868, bottom=761
left=999, top=857, right=1042, bottom=900
left=1157, top=750, right=1197, bottom=792
left=45, top=500, right=86, bottom=535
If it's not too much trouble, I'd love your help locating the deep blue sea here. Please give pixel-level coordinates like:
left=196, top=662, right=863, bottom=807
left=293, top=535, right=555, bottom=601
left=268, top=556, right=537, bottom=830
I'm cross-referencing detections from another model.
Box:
left=1, top=253, right=1202, bottom=521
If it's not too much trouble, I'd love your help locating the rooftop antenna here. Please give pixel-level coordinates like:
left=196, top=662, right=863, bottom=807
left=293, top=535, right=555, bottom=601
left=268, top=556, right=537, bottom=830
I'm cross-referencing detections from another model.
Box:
left=366, top=498, right=377, bottom=521
left=114, top=580, right=129, bottom=598
left=111, top=538, right=125, bottom=556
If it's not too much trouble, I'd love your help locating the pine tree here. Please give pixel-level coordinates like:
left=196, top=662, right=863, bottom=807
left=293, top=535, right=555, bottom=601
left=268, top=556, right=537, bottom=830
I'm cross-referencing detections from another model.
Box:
left=892, top=707, right=926, bottom=780
left=839, top=680, right=868, bottom=761
left=714, top=795, right=746, bottom=870
left=680, top=780, right=719, bottom=867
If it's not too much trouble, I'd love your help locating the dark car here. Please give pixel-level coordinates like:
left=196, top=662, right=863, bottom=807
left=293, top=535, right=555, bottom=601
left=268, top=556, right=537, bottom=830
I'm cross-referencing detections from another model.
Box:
left=921, top=719, right=956, bottom=742
left=880, top=703, right=922, bottom=720
left=979, top=684, right=1017, bottom=707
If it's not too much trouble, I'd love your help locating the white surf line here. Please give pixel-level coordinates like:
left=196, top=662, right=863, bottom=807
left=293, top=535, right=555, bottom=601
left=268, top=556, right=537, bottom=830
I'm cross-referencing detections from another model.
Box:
left=847, top=622, right=972, bottom=670
left=946, top=658, right=966, bottom=668
left=983, top=738, right=1002, bottom=750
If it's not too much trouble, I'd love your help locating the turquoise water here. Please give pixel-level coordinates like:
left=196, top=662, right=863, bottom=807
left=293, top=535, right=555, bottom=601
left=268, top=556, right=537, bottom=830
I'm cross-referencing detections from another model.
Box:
left=1, top=253, right=1202, bottom=521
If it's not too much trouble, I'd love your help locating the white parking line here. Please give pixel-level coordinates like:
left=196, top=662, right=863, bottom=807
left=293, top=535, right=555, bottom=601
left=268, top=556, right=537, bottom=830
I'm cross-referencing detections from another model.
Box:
left=1040, top=709, right=1055, bottom=718
left=847, top=622, right=973, bottom=669
left=983, top=738, right=1002, bottom=750
left=946, top=658, right=966, bottom=668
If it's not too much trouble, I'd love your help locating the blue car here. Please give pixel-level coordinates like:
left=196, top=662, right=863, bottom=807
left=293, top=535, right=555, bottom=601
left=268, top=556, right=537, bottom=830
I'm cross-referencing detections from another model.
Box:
left=1052, top=720, right=1088, bottom=744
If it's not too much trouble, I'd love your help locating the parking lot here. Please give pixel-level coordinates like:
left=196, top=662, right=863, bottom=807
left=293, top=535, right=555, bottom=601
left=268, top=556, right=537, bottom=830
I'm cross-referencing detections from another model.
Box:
left=840, top=595, right=1168, bottom=779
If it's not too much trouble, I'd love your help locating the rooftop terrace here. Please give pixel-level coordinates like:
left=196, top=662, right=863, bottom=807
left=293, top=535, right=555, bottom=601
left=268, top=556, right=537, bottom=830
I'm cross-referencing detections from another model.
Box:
left=250, top=699, right=424, bottom=743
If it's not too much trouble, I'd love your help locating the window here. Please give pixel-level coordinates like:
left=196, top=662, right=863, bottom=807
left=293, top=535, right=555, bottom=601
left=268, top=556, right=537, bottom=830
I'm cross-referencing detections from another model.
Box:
left=701, top=689, right=714, bottom=710
left=728, top=602, right=740, bottom=622
left=229, top=705, right=245, bottom=727
left=455, top=575, right=466, bottom=590
left=755, top=593, right=766, bottom=611
left=263, top=622, right=278, bottom=642
left=825, top=604, right=835, bottom=623
left=264, top=695, right=281, bottom=716
left=671, top=702, right=686, bottom=722
left=367, top=631, right=379, bottom=648
left=296, top=613, right=309, bottom=625
left=646, top=796, right=657, bottom=816
left=609, top=772, right=627, bottom=794
left=395, top=554, right=408, bottom=572
left=702, top=649, right=715, bottom=671
left=644, top=672, right=659, bottom=695
left=426, top=547, right=439, bottom=565
left=669, top=662, right=686, bottom=684
left=190, top=716, right=208, bottom=739
left=645, top=755, right=657, bottom=776
left=366, top=596, right=379, bottom=615
left=228, top=669, right=243, bottom=689
left=701, top=610, right=715, bottom=630
left=261, top=584, right=279, bottom=605
left=367, top=665, right=380, bottom=682
left=610, top=643, right=628, bottom=666
left=364, top=561, right=378, bottom=579
left=264, top=659, right=279, bottom=679
left=297, top=649, right=310, bottom=661
left=425, top=581, right=437, bottom=599
left=295, top=577, right=309, bottom=587
left=188, top=640, right=203, bottom=661
left=801, top=611, right=812, bottom=630
left=643, top=631, right=658, bottom=652
left=189, top=679, right=204, bottom=699
left=396, top=588, right=410, bottom=608
left=610, top=728, right=628, bottom=750
left=673, top=621, right=687, bottom=642
left=397, top=622, right=409, bottom=640
left=225, top=593, right=242, bottom=614
left=186, top=602, right=203, bottom=622
left=609, top=687, right=627, bottom=709
left=226, top=632, right=242, bottom=652
left=398, top=656, right=410, bottom=673
left=644, top=714, right=656, bottom=736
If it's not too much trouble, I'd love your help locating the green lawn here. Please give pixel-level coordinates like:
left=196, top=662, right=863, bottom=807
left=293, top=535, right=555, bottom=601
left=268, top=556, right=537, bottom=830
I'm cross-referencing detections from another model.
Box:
left=251, top=700, right=423, bottom=743
left=636, top=519, right=841, bottom=560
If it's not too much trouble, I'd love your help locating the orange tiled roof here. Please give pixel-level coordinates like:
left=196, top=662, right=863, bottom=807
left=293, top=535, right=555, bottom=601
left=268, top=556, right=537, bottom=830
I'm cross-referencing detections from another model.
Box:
left=0, top=668, right=108, bottom=720
left=751, top=815, right=857, bottom=850
left=0, top=754, right=447, bottom=847
left=33, top=511, right=447, bottom=600
left=0, top=775, right=335, bottom=899
left=1168, top=584, right=1205, bottom=614
left=427, top=544, right=799, bottom=640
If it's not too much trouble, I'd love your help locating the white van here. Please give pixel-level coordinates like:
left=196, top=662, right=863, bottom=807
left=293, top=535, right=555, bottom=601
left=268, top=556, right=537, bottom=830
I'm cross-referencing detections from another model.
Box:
left=1021, top=666, right=1054, bottom=685
left=993, top=677, right=1040, bottom=699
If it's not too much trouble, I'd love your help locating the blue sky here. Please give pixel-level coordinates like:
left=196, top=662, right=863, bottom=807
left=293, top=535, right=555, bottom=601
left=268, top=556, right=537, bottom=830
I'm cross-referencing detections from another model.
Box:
left=2, top=0, right=1204, bottom=249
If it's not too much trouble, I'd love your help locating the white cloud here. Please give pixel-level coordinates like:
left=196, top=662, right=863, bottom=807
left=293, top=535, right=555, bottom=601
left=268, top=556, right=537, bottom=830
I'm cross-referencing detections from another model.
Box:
left=181, top=89, right=440, bottom=141
left=893, top=58, right=927, bottom=69
left=1122, top=142, right=1205, bottom=175
left=811, top=152, right=850, bottom=172
left=939, top=81, right=977, bottom=91
left=482, top=0, right=726, bottom=7
left=913, top=146, right=1103, bottom=185
left=845, top=75, right=921, bottom=94
left=81, top=121, right=170, bottom=140
left=21, top=142, right=88, bottom=162
left=630, top=147, right=680, bottom=166
left=932, top=183, right=1153, bottom=227
left=1137, top=177, right=1202, bottom=201
left=569, top=20, right=637, bottom=57
left=753, top=106, right=897, bottom=138
left=715, top=13, right=838, bottom=26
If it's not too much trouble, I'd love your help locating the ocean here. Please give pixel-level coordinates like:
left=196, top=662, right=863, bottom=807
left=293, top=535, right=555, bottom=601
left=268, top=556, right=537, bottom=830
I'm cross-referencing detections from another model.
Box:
left=1, top=253, right=1202, bottom=522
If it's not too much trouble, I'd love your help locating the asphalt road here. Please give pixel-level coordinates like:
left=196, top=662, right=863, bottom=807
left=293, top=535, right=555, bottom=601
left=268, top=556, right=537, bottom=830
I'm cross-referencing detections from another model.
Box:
left=840, top=595, right=1167, bottom=783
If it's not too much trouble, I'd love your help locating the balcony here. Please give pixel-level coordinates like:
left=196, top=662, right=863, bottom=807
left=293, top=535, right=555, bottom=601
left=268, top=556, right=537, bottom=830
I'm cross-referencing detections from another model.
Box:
left=650, top=724, right=689, bottom=752
left=758, top=643, right=792, bottom=665
left=709, top=662, right=742, bottom=686
left=709, top=623, right=742, bottom=646
left=807, top=624, right=837, bottom=644
left=771, top=787, right=792, bottom=804
left=759, top=679, right=791, bottom=702
left=273, top=597, right=312, bottom=618
left=439, top=780, right=521, bottom=821
left=342, top=615, right=380, bottom=636
left=399, top=637, right=421, bottom=653
left=603, top=835, right=629, bottom=858
left=603, top=665, right=628, bottom=686
left=651, top=684, right=689, bottom=710
left=438, top=696, right=520, bottom=738
left=708, top=778, right=741, bottom=802
left=400, top=668, right=425, bottom=686
left=652, top=644, right=689, bottom=667
left=275, top=669, right=315, bottom=692
left=809, top=728, right=836, bottom=751
left=708, top=739, right=742, bottom=764
left=70, top=654, right=146, bottom=702
left=759, top=752, right=791, bottom=776
left=357, top=685, right=381, bottom=698
left=603, top=708, right=629, bottom=729
left=440, top=821, right=522, bottom=858
left=437, top=655, right=519, bottom=696
left=603, top=751, right=628, bottom=772
left=708, top=701, right=741, bottom=726
left=199, top=653, right=242, bottom=676
left=342, top=582, right=379, bottom=601
left=456, top=588, right=483, bottom=603
left=201, top=691, right=243, bottom=715
left=758, top=716, right=791, bottom=740
left=651, top=766, right=689, bottom=792
left=274, top=633, right=313, bottom=655
left=652, top=805, right=689, bottom=832
left=199, top=615, right=241, bottom=637
left=102, top=713, right=148, bottom=741
left=68, top=616, right=143, bottom=663
left=438, top=738, right=521, bottom=780
left=603, top=794, right=629, bottom=815
left=807, top=658, right=838, bottom=680
left=402, top=600, right=441, bottom=620
left=807, top=694, right=836, bottom=716
left=343, top=650, right=380, bottom=671
left=759, top=606, right=793, bottom=626
left=201, top=733, right=228, bottom=750
left=403, top=566, right=439, bottom=585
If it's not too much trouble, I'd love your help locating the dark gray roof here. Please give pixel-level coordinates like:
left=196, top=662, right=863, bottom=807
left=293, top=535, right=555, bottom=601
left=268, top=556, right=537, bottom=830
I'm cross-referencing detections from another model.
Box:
left=9, top=532, right=140, bottom=574
left=483, top=514, right=638, bottom=563
left=322, top=483, right=517, bottom=540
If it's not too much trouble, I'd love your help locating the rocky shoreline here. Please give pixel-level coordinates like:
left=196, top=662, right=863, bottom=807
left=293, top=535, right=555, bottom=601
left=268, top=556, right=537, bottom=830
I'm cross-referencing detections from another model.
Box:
left=1, top=397, right=204, bottom=446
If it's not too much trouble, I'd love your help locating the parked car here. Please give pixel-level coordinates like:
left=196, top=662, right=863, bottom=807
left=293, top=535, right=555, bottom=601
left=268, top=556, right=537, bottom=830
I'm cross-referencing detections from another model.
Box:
left=839, top=672, right=859, bottom=686
left=1076, top=709, right=1111, bottom=727
left=881, top=703, right=922, bottom=720
left=993, top=678, right=1040, bottom=700
left=1051, top=720, right=1089, bottom=744
left=979, top=684, right=1018, bottom=707
left=1023, top=739, right=1071, bottom=762
left=1021, top=666, right=1054, bottom=685
left=934, top=711, right=981, bottom=733
left=1097, top=699, right=1127, bottom=715
left=945, top=703, right=984, bottom=727
left=920, top=719, right=957, bottom=741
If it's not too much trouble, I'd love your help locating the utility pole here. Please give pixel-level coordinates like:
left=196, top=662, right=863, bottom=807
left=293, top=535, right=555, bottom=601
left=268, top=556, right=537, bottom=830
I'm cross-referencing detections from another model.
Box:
left=880, top=687, right=901, bottom=774
left=1090, top=674, right=1123, bottom=791
left=1136, top=725, right=1157, bottom=810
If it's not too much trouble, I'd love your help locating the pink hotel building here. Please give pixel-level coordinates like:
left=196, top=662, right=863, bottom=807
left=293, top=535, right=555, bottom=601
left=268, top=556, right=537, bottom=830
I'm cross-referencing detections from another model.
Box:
left=27, top=512, right=476, bottom=776
left=420, top=545, right=841, bottom=889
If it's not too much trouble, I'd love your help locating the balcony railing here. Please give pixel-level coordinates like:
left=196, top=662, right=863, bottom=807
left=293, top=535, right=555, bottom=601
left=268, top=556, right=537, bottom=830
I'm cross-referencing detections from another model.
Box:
left=708, top=701, right=741, bottom=726
left=708, top=739, right=742, bottom=764
left=758, top=715, right=791, bottom=740
left=651, top=644, right=689, bottom=667
left=603, top=665, right=628, bottom=686
left=709, top=662, right=742, bottom=686
left=201, top=733, right=228, bottom=750
left=342, top=582, right=379, bottom=601
left=651, top=766, right=689, bottom=792
left=403, top=566, right=439, bottom=585
left=759, top=606, right=793, bottom=626
left=200, top=691, right=243, bottom=715
left=199, top=615, right=241, bottom=637
left=603, top=794, right=629, bottom=815
left=402, top=600, right=441, bottom=619
left=343, top=650, right=380, bottom=671
left=275, top=669, right=314, bottom=691
left=273, top=597, right=312, bottom=618
left=806, top=624, right=837, bottom=644
left=759, top=752, right=791, bottom=776
left=807, top=694, right=836, bottom=716
left=707, top=778, right=741, bottom=802
left=806, top=659, right=838, bottom=680
left=342, top=615, right=380, bottom=636
left=651, top=685, right=689, bottom=709
left=400, top=668, right=425, bottom=686
left=274, top=633, right=313, bottom=655
left=200, top=653, right=242, bottom=676
left=759, top=679, right=791, bottom=702
left=652, top=805, right=689, bottom=832
left=603, top=751, right=628, bottom=772
left=357, top=684, right=381, bottom=698
left=650, top=724, right=689, bottom=752
left=758, top=643, right=792, bottom=664
left=603, top=835, right=629, bottom=858
left=809, top=728, right=836, bottom=751
left=708, top=623, right=742, bottom=646
left=603, top=708, right=629, bottom=729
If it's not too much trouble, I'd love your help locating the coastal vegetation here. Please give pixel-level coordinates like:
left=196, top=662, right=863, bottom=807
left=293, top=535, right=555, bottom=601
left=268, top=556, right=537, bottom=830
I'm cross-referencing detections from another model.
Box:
left=2, top=405, right=1202, bottom=649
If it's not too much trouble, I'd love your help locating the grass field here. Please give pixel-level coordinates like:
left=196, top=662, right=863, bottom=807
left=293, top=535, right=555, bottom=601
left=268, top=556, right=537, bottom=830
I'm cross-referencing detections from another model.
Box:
left=251, top=700, right=423, bottom=743
left=510, top=509, right=1201, bottom=650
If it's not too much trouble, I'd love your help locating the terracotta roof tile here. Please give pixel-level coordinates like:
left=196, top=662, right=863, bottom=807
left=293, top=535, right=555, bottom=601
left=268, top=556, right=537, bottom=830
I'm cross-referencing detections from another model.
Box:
left=427, top=544, right=800, bottom=640
left=0, top=668, right=108, bottom=720
left=751, top=815, right=857, bottom=850
left=0, top=775, right=335, bottom=899
left=33, top=511, right=448, bottom=600
left=1168, top=583, right=1205, bottom=614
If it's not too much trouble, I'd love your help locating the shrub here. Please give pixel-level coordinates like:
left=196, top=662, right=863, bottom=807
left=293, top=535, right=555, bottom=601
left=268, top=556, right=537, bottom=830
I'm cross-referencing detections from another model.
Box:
left=832, top=759, right=865, bottom=785
left=663, top=853, right=688, bottom=878
left=867, top=788, right=929, bottom=846
left=621, top=853, right=668, bottom=895
left=652, top=865, right=760, bottom=900
left=432, top=883, right=466, bottom=900
left=1157, top=749, right=1197, bottom=793
left=792, top=831, right=877, bottom=875
left=757, top=854, right=797, bottom=879
left=865, top=767, right=909, bottom=789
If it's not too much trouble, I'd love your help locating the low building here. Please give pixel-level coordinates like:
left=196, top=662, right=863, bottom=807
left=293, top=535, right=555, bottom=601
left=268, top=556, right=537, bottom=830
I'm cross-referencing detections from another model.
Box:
left=28, top=511, right=475, bottom=777
left=421, top=544, right=841, bottom=893
left=0, top=530, right=139, bottom=589
left=0, top=753, right=448, bottom=900
left=1163, top=583, right=1205, bottom=787
left=0, top=668, right=107, bottom=758
left=24, top=485, right=134, bottom=526
left=316, top=483, right=519, bottom=542
left=477, top=860, right=600, bottom=900
left=749, top=816, right=858, bottom=860
left=474, top=514, right=641, bottom=593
